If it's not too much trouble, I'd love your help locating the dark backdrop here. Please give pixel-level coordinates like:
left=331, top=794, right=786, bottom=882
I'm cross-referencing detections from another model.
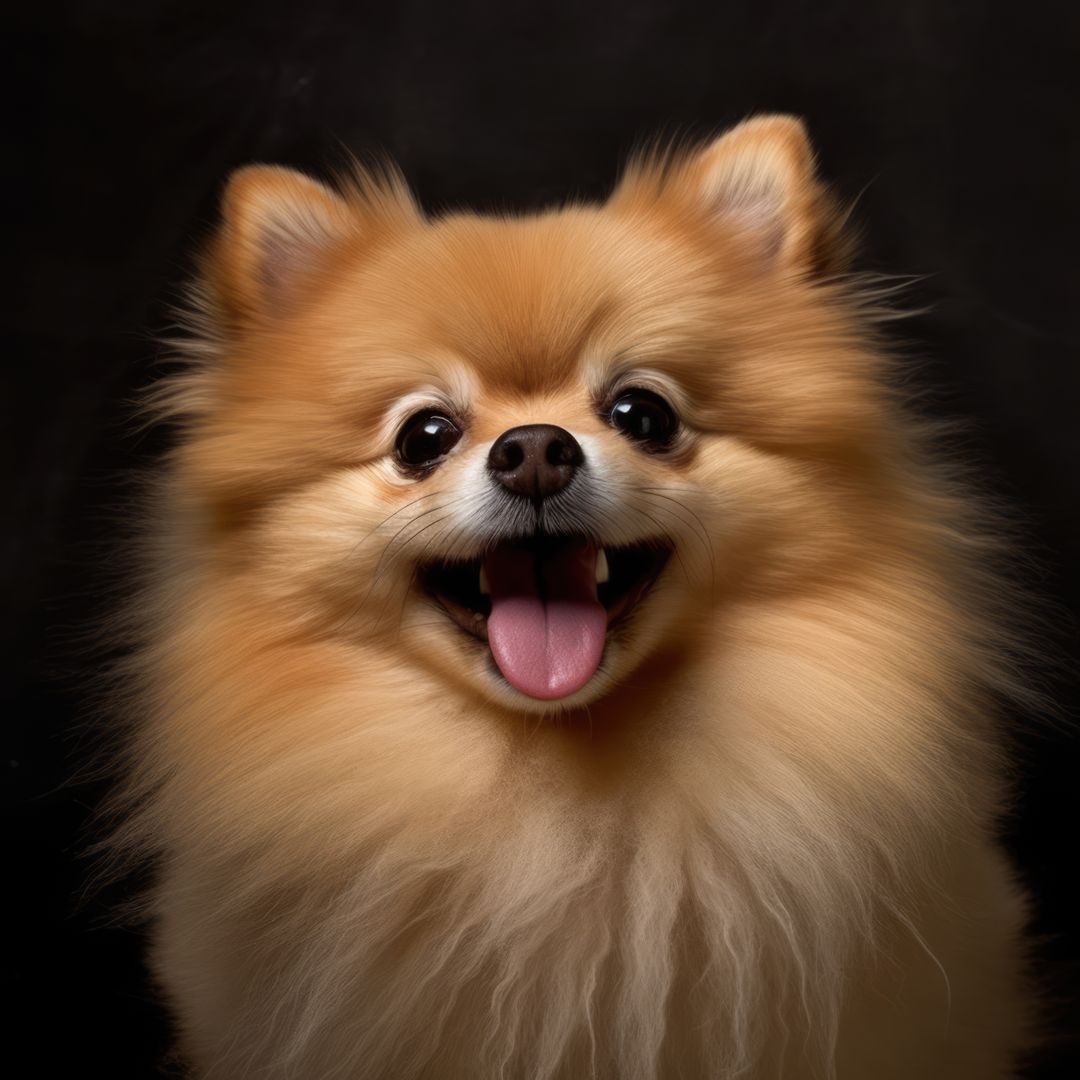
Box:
left=5, top=2, right=1079, bottom=1075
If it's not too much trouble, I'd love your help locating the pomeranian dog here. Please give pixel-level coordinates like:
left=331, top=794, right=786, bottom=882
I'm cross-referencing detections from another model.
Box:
left=108, top=115, right=1035, bottom=1077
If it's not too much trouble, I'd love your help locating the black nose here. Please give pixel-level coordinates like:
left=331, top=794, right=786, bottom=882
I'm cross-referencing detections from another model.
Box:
left=487, top=424, right=584, bottom=501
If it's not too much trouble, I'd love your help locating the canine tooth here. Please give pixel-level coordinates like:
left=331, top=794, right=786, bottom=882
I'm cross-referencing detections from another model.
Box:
left=478, top=565, right=490, bottom=595
left=595, top=548, right=609, bottom=585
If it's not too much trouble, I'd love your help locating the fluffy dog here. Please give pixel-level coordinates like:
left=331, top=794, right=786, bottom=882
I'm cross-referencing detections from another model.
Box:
left=110, top=115, right=1034, bottom=1077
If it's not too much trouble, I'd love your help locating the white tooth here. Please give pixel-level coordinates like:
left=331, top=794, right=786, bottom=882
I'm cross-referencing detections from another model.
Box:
left=595, top=548, right=609, bottom=585
left=479, top=564, right=490, bottom=595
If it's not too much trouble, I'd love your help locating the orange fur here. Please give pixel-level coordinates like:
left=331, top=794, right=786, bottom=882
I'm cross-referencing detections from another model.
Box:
left=111, top=116, right=1034, bottom=1077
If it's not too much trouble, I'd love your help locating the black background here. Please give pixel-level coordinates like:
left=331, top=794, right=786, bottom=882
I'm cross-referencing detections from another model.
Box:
left=5, top=2, right=1079, bottom=1075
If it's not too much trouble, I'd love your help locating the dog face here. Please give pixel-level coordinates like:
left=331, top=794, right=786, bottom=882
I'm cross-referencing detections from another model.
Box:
left=174, top=116, right=882, bottom=712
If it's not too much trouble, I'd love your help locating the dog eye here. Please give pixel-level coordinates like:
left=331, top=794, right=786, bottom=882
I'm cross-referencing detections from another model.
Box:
left=608, top=389, right=678, bottom=449
left=396, top=412, right=462, bottom=468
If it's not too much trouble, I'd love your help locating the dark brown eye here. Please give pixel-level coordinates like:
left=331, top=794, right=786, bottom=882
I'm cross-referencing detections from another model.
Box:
left=396, top=412, right=462, bottom=469
left=608, top=389, right=678, bottom=449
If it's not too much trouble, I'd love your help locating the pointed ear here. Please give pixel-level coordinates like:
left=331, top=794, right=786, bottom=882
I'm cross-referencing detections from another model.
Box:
left=211, top=165, right=355, bottom=317
left=693, top=115, right=852, bottom=275
left=621, top=115, right=852, bottom=276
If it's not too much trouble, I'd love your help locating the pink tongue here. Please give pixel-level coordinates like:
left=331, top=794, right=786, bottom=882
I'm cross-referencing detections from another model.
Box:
left=485, top=541, right=607, bottom=700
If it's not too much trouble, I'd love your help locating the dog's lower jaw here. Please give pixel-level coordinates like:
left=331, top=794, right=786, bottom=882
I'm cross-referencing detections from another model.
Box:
left=420, top=535, right=672, bottom=703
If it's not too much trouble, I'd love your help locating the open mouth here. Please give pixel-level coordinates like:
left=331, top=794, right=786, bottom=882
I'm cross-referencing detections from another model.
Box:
left=418, top=536, right=672, bottom=701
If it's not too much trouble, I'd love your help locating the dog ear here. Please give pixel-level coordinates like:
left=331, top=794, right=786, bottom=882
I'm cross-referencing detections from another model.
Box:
left=616, top=115, right=852, bottom=277
left=690, top=115, right=852, bottom=276
left=210, top=166, right=355, bottom=319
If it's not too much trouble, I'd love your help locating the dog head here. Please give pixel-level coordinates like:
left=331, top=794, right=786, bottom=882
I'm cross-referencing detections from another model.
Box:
left=170, top=116, right=883, bottom=713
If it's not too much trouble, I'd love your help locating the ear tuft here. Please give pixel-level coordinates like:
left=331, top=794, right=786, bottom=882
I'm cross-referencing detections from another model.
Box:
left=213, top=165, right=355, bottom=318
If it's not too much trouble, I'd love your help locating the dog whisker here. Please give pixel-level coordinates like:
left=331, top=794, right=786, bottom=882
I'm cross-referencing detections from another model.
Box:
left=331, top=497, right=466, bottom=636
left=639, top=489, right=716, bottom=588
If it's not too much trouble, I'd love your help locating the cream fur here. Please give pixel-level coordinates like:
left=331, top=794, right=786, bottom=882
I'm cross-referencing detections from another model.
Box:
left=106, top=116, right=1035, bottom=1078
